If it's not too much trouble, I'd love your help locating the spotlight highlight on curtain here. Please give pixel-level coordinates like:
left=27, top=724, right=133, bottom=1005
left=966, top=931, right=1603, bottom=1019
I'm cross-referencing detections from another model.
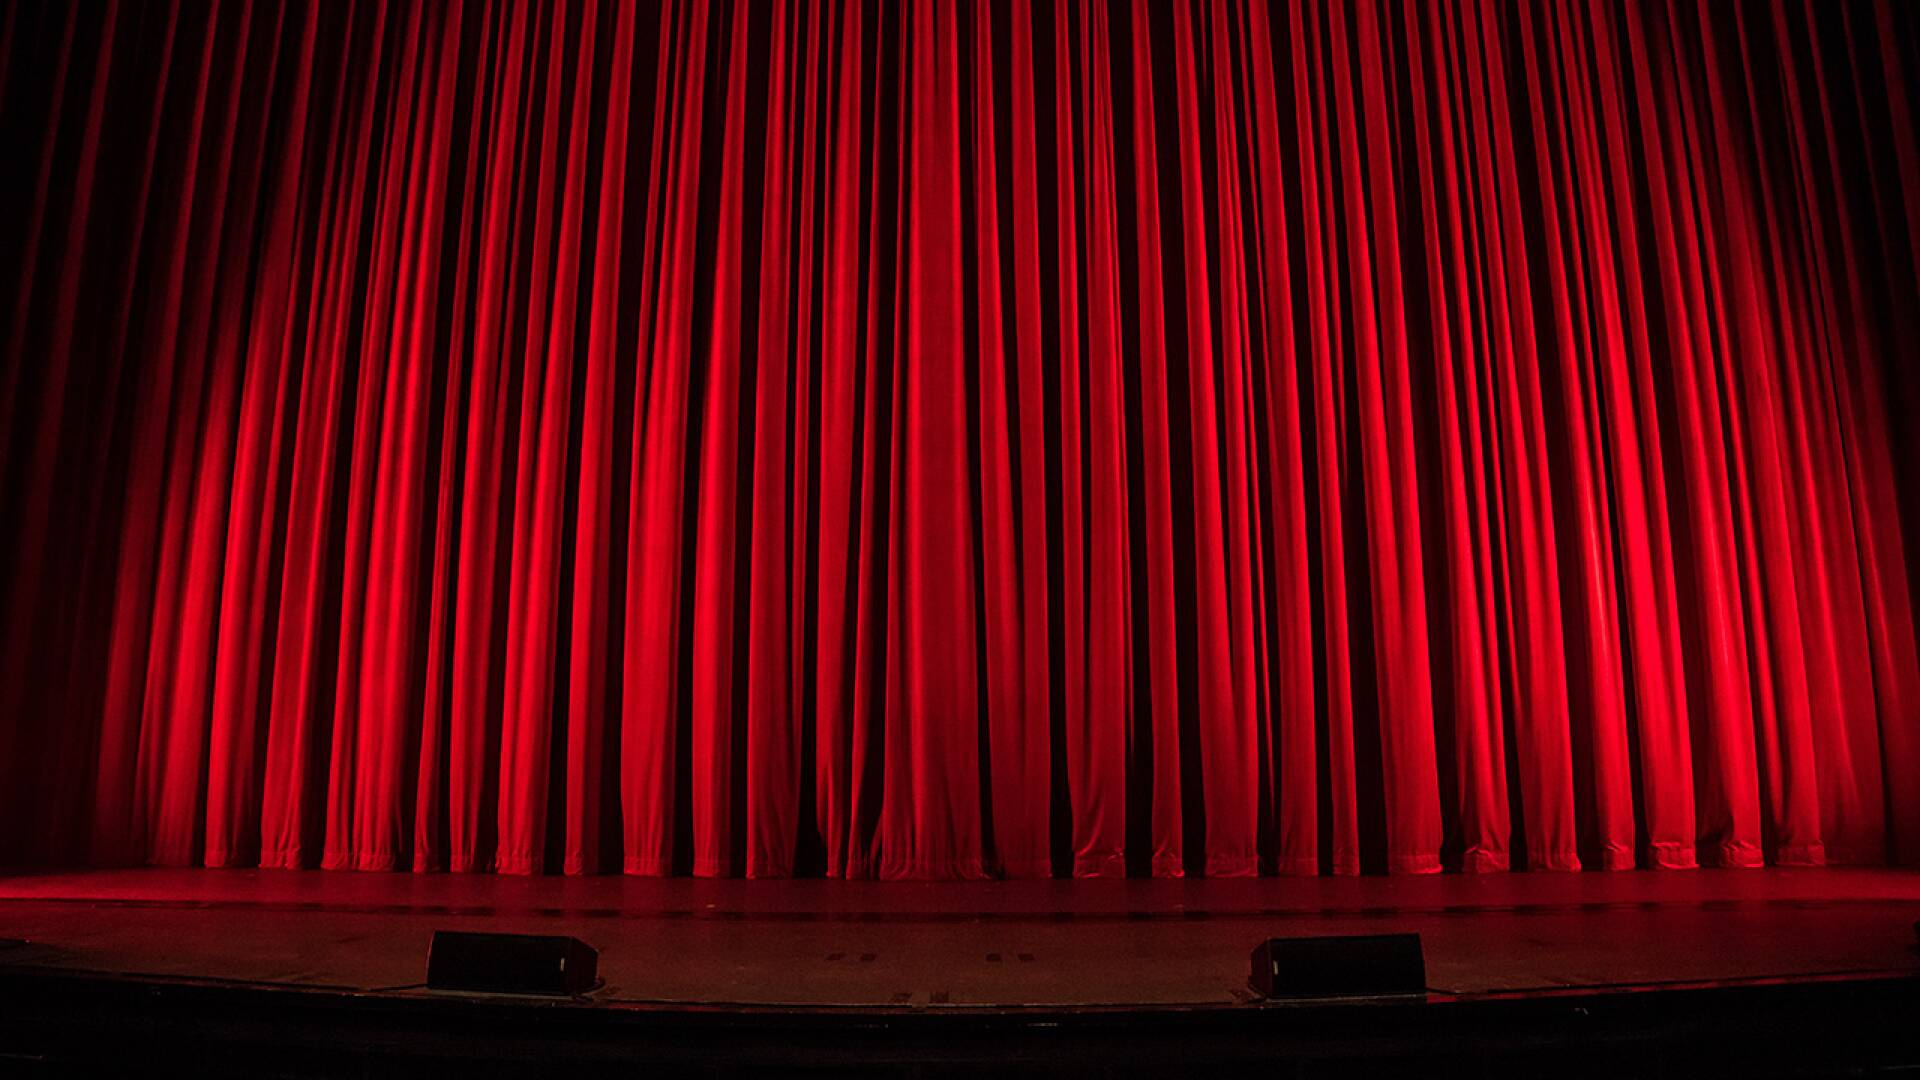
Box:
left=3, top=0, right=1919, bottom=878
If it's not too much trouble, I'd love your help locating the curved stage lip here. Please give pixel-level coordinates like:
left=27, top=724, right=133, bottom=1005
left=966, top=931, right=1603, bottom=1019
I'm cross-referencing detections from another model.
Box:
left=3, top=867, right=1919, bottom=1074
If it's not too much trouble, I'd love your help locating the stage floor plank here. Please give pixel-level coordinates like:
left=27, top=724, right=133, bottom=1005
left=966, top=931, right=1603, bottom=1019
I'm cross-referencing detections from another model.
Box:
left=2, top=867, right=1917, bottom=1007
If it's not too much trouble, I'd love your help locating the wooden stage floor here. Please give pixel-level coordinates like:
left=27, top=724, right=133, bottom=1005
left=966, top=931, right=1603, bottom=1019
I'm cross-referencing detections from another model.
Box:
left=2, top=866, right=1918, bottom=1008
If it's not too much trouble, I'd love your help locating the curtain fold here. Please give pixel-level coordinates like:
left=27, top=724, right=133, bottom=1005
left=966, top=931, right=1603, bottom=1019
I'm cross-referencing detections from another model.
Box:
left=3, top=0, right=1919, bottom=877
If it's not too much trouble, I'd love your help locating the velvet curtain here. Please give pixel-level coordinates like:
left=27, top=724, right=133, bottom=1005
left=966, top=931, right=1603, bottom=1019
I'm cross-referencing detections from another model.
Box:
left=3, top=0, right=1920, bottom=878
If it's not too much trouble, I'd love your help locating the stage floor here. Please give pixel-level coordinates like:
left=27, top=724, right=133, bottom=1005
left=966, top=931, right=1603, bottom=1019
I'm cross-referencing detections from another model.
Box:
left=3, top=867, right=1918, bottom=1008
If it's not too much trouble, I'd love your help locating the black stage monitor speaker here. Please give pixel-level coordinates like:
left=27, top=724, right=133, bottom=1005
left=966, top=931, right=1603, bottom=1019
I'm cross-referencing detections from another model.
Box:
left=427, top=931, right=599, bottom=996
left=1249, top=932, right=1425, bottom=1000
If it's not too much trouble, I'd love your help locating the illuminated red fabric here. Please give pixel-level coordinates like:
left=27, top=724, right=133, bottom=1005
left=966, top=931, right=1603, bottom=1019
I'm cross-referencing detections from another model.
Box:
left=3, top=0, right=1919, bottom=878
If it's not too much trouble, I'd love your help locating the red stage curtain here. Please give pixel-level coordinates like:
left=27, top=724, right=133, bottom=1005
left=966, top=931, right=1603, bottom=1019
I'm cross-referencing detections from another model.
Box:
left=3, top=0, right=1920, bottom=878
